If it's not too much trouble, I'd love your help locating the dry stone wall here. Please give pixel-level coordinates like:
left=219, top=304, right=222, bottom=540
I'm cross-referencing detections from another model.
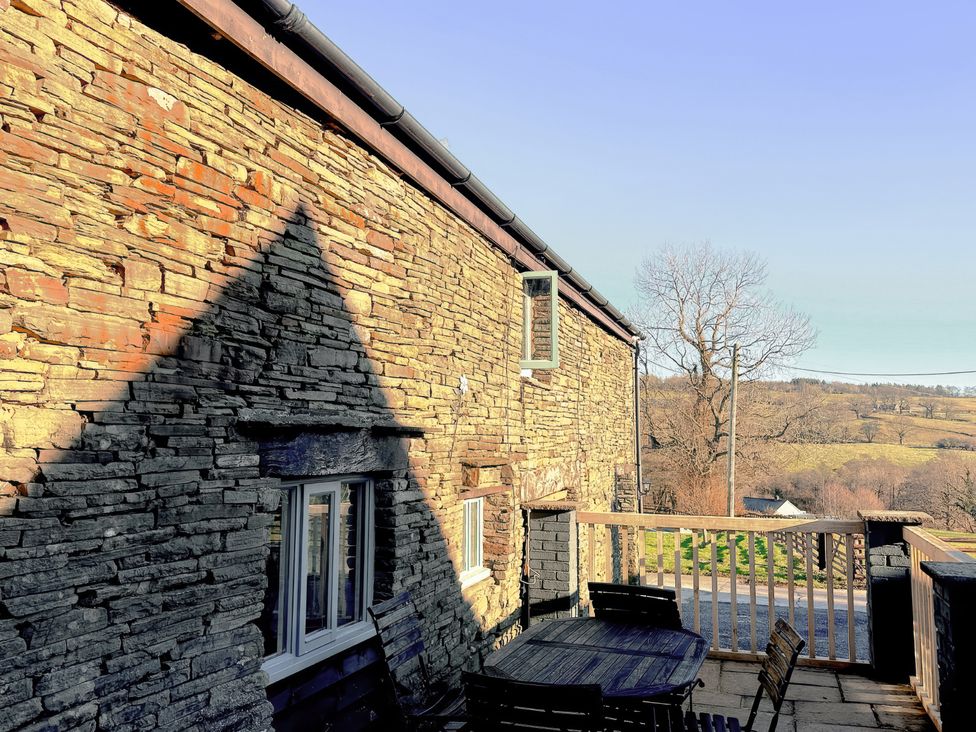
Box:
left=0, top=1, right=636, bottom=730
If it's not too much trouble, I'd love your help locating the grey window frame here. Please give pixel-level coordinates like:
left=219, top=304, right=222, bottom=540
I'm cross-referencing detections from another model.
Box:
left=520, top=270, right=560, bottom=370
left=460, top=496, right=490, bottom=588
left=262, top=476, right=375, bottom=683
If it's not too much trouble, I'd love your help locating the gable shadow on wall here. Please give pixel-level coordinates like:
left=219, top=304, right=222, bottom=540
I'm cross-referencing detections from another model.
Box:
left=1, top=201, right=511, bottom=732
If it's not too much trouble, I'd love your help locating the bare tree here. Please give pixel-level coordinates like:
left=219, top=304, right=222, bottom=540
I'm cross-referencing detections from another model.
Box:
left=902, top=456, right=975, bottom=530
left=892, top=417, right=912, bottom=446
left=860, top=420, right=880, bottom=443
left=920, top=398, right=939, bottom=419
left=631, top=243, right=816, bottom=512
left=847, top=397, right=872, bottom=420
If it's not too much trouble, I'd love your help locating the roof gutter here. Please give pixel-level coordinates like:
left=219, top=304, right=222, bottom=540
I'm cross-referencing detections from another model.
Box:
left=175, top=0, right=639, bottom=341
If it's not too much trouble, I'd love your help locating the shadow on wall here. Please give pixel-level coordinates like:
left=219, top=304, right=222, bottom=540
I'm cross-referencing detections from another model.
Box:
left=1, top=202, right=498, bottom=731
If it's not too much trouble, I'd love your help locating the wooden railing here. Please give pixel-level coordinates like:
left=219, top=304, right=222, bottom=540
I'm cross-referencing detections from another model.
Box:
left=904, top=526, right=975, bottom=731
left=577, top=512, right=866, bottom=665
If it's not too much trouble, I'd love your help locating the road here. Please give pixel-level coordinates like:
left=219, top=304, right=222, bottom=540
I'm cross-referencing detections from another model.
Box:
left=674, top=586, right=869, bottom=661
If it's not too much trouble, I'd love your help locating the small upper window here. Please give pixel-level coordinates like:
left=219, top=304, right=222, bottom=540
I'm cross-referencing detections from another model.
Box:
left=520, top=271, right=559, bottom=369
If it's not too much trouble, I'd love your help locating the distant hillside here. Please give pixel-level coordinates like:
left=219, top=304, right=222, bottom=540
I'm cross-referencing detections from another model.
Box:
left=640, top=376, right=976, bottom=525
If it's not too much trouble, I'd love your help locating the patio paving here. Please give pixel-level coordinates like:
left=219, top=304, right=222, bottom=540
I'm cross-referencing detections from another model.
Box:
left=692, top=658, right=935, bottom=731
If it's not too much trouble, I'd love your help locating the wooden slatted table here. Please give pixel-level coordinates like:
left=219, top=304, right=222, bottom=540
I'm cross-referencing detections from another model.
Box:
left=484, top=618, right=709, bottom=700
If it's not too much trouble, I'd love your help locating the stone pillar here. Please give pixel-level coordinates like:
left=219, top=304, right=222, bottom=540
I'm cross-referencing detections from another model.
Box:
left=614, top=464, right=638, bottom=513
left=859, top=510, right=930, bottom=681
left=524, top=502, right=579, bottom=623
left=922, top=562, right=976, bottom=732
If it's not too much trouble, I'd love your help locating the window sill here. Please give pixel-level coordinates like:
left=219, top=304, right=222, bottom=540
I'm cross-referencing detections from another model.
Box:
left=262, top=620, right=376, bottom=684
left=519, top=371, right=553, bottom=390
left=460, top=566, right=492, bottom=590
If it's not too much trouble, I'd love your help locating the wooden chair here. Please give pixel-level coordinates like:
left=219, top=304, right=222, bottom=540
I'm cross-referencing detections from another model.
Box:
left=368, top=592, right=465, bottom=731
left=684, top=619, right=805, bottom=732
left=587, top=582, right=683, bottom=629
left=462, top=671, right=604, bottom=731
left=603, top=699, right=686, bottom=732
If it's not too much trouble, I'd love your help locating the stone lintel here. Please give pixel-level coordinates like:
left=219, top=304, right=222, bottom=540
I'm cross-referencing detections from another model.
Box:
left=460, top=457, right=511, bottom=468
left=257, top=428, right=411, bottom=478
left=236, top=409, right=424, bottom=437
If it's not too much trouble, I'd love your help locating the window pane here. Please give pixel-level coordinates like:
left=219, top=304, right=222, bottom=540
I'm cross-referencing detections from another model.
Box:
left=260, top=489, right=290, bottom=657
left=524, top=276, right=553, bottom=361
left=463, top=498, right=482, bottom=573
left=462, top=501, right=471, bottom=572
left=337, top=482, right=365, bottom=627
left=305, top=493, right=332, bottom=636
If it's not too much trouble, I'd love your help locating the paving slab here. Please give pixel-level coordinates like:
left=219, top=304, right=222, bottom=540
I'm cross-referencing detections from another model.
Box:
left=794, top=700, right=877, bottom=726
left=691, top=658, right=934, bottom=731
left=792, top=668, right=842, bottom=687
left=874, top=704, right=933, bottom=731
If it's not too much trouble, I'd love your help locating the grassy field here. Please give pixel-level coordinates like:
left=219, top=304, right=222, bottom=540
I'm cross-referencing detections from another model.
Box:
left=929, top=529, right=976, bottom=558
left=813, top=393, right=976, bottom=448
left=770, top=442, right=976, bottom=471
left=641, top=530, right=861, bottom=589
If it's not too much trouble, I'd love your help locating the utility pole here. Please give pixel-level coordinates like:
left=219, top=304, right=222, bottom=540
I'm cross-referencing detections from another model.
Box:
left=634, top=339, right=643, bottom=514
left=727, top=343, right=739, bottom=518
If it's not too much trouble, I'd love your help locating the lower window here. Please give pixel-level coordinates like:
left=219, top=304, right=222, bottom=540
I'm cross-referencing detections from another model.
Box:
left=260, top=477, right=375, bottom=681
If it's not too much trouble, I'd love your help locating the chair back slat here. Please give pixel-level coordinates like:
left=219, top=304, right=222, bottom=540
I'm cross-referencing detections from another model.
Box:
left=369, top=593, right=426, bottom=665
left=463, top=672, right=603, bottom=732
left=772, top=617, right=804, bottom=652
left=605, top=700, right=684, bottom=732
left=588, top=582, right=682, bottom=629
left=368, top=592, right=432, bottom=711
left=745, top=619, right=805, bottom=732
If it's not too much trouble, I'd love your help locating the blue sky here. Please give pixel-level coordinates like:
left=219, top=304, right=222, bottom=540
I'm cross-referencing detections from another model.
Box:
left=300, top=1, right=976, bottom=387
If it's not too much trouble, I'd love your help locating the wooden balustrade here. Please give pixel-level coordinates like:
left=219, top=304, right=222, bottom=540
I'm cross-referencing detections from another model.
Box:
left=577, top=512, right=865, bottom=666
left=904, top=525, right=975, bottom=731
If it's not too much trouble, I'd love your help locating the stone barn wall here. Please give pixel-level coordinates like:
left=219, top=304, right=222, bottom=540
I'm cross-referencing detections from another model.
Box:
left=0, top=1, right=636, bottom=730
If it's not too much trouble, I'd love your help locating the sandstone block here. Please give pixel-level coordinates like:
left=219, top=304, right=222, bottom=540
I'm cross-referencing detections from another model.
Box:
left=163, top=271, right=210, bottom=301
left=124, top=259, right=163, bottom=291
left=15, top=303, right=144, bottom=351
left=5, top=269, right=68, bottom=304
left=2, top=406, right=84, bottom=449
left=344, top=289, right=372, bottom=315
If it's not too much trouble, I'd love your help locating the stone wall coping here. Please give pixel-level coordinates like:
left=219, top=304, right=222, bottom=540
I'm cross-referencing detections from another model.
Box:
left=523, top=500, right=579, bottom=511
left=921, top=561, right=976, bottom=587
left=858, top=509, right=932, bottom=525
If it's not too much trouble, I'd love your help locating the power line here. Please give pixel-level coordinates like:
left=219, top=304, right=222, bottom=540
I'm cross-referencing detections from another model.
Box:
left=786, top=366, right=976, bottom=378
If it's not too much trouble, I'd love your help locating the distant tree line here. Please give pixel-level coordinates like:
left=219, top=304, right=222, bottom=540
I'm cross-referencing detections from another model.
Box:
left=757, top=455, right=976, bottom=529
left=784, top=379, right=976, bottom=399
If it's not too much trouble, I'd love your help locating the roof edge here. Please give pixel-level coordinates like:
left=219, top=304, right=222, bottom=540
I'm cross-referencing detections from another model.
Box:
left=172, top=0, right=640, bottom=343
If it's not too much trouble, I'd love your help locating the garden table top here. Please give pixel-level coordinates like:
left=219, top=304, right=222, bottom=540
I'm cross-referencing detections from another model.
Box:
left=484, top=617, right=708, bottom=700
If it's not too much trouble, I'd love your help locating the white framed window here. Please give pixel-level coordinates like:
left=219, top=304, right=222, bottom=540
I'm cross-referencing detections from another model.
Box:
left=520, top=270, right=559, bottom=370
left=460, top=497, right=490, bottom=588
left=260, top=476, right=375, bottom=682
